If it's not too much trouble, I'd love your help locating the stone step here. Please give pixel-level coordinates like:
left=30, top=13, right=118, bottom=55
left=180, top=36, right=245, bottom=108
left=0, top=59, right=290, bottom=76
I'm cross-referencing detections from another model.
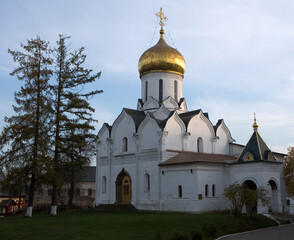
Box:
left=94, top=203, right=137, bottom=212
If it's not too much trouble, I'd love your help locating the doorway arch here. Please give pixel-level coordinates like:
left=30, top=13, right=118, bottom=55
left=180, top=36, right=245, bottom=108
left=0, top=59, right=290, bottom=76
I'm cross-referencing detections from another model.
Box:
left=269, top=179, right=278, bottom=212
left=115, top=169, right=132, bottom=204
left=242, top=180, right=257, bottom=214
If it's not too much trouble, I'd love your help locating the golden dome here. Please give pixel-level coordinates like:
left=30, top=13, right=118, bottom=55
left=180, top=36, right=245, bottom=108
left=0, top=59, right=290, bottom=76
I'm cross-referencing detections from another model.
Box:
left=253, top=113, right=259, bottom=131
left=138, top=30, right=186, bottom=77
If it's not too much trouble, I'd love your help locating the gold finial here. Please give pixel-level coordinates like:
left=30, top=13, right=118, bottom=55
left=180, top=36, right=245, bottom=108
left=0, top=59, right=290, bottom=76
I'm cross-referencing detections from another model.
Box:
left=253, top=113, right=259, bottom=131
left=155, top=8, right=167, bottom=36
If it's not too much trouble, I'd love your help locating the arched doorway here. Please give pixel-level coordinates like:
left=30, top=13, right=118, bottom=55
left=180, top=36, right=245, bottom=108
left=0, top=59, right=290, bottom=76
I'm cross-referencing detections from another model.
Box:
left=269, top=180, right=278, bottom=212
left=242, top=180, right=257, bottom=214
left=115, top=169, right=132, bottom=204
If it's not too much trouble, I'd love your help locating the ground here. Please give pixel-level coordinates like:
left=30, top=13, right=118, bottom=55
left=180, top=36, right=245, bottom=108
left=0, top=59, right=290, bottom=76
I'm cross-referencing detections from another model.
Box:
left=0, top=210, right=277, bottom=240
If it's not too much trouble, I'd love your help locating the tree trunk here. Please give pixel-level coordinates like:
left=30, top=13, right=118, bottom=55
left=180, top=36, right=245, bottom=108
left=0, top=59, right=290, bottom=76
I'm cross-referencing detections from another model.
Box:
left=25, top=174, right=35, bottom=217
left=50, top=183, right=58, bottom=216
left=51, top=44, right=63, bottom=216
left=68, top=169, right=75, bottom=207
left=18, top=186, right=22, bottom=211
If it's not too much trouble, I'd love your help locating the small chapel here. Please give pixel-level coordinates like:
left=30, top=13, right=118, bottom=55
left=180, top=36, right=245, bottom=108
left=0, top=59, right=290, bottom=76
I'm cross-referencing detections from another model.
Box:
left=95, top=9, right=292, bottom=214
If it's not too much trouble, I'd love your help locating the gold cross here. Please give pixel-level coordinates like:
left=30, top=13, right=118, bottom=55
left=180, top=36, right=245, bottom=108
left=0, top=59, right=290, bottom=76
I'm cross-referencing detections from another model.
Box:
left=155, top=8, right=168, bottom=29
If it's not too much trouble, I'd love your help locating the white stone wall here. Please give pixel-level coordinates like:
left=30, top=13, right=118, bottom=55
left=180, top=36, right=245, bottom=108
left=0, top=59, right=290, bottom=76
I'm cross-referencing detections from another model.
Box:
left=111, top=112, right=136, bottom=155
left=186, top=114, right=214, bottom=153
left=138, top=117, right=161, bottom=151
left=141, top=72, right=183, bottom=103
left=164, top=114, right=185, bottom=151
left=229, top=162, right=283, bottom=213
left=215, top=124, right=231, bottom=155
left=159, top=163, right=229, bottom=212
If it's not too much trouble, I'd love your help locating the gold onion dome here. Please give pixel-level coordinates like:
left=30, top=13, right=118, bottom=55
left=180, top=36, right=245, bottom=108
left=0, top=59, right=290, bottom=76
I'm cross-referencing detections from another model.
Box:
left=138, top=29, right=186, bottom=77
left=253, top=113, right=259, bottom=131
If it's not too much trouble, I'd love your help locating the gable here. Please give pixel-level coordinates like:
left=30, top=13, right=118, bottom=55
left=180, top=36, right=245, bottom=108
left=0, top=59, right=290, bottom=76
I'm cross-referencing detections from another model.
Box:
left=153, top=105, right=170, bottom=120
left=162, top=96, right=179, bottom=110
left=143, top=97, right=159, bottom=112
left=237, top=131, right=277, bottom=162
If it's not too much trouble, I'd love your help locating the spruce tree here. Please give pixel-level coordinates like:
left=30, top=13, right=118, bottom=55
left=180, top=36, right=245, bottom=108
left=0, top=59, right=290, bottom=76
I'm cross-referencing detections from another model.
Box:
left=50, top=35, right=102, bottom=215
left=0, top=37, right=52, bottom=217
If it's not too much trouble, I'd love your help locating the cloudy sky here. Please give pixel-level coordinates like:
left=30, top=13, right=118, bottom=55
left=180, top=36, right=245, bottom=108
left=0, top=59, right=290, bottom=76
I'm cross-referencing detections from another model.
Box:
left=0, top=0, right=293, bottom=154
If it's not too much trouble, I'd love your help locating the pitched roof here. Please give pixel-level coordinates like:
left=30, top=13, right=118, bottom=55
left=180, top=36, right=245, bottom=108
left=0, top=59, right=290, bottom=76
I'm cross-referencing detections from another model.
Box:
left=74, top=166, right=96, bottom=182
left=149, top=111, right=174, bottom=129
left=61, top=166, right=96, bottom=183
left=138, top=99, right=144, bottom=107
left=179, top=110, right=201, bottom=128
left=104, top=123, right=112, bottom=135
left=178, top=97, right=185, bottom=107
left=214, top=119, right=223, bottom=133
left=159, top=151, right=237, bottom=166
left=179, top=110, right=210, bottom=129
left=237, top=131, right=277, bottom=162
left=0, top=199, right=16, bottom=207
left=124, top=108, right=146, bottom=131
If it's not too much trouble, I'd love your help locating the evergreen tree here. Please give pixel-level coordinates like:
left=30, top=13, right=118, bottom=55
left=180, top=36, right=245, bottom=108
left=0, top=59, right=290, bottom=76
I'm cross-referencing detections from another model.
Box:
left=0, top=37, right=52, bottom=217
left=50, top=35, right=102, bottom=215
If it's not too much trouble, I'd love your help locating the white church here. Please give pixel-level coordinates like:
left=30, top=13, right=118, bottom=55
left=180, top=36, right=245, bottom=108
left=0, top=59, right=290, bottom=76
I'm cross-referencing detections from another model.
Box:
left=95, top=9, right=292, bottom=214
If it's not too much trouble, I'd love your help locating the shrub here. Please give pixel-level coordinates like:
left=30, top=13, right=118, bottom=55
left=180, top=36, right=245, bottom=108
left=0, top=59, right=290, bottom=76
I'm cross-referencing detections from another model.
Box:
left=171, top=232, right=189, bottom=240
left=202, top=223, right=217, bottom=237
left=191, top=230, right=202, bottom=240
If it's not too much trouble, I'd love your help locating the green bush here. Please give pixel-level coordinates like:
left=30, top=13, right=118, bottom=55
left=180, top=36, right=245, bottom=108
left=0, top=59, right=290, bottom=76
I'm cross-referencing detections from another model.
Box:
left=191, top=230, right=202, bottom=240
left=171, top=232, right=189, bottom=240
left=202, top=223, right=217, bottom=237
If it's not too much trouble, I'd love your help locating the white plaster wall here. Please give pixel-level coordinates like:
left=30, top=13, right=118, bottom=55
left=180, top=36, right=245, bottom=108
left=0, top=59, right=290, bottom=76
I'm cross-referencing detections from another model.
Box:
left=98, top=128, right=109, bottom=157
left=141, top=72, right=183, bottom=103
left=139, top=120, right=160, bottom=151
left=160, top=163, right=228, bottom=212
left=186, top=115, right=214, bottom=153
left=112, top=114, right=136, bottom=155
left=229, top=162, right=283, bottom=213
left=230, top=144, right=244, bottom=157
left=98, top=165, right=111, bottom=203
left=136, top=159, right=161, bottom=210
left=160, top=167, right=196, bottom=201
left=215, top=125, right=230, bottom=155
left=164, top=115, right=184, bottom=151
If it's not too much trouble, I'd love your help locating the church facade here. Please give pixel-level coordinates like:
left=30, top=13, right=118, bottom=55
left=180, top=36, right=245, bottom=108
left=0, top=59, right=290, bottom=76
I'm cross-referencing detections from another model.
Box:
left=95, top=10, right=292, bottom=214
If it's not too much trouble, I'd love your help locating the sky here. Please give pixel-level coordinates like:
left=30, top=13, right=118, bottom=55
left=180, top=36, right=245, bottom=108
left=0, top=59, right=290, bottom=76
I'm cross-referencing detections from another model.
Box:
left=0, top=0, right=294, bottom=154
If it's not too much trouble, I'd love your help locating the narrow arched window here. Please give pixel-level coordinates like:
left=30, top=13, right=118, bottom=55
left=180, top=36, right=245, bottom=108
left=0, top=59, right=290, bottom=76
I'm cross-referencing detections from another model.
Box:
left=174, top=80, right=178, bottom=102
left=88, top=188, right=92, bottom=196
left=212, top=184, right=215, bottom=197
left=159, top=79, right=163, bottom=102
left=102, top=176, right=107, bottom=193
left=178, top=185, right=182, bottom=198
left=144, top=173, right=150, bottom=192
left=145, top=81, right=148, bottom=101
left=197, top=137, right=203, bottom=153
left=123, top=137, right=128, bottom=152
left=205, top=184, right=208, bottom=197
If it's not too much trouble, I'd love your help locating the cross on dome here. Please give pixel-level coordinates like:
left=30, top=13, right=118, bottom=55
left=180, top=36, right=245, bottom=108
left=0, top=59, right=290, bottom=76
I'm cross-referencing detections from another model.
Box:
left=253, top=113, right=259, bottom=131
left=155, top=8, right=167, bottom=31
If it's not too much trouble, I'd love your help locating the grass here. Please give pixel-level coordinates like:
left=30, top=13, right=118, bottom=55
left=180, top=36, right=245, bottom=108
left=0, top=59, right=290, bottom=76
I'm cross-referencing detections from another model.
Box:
left=0, top=210, right=277, bottom=240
